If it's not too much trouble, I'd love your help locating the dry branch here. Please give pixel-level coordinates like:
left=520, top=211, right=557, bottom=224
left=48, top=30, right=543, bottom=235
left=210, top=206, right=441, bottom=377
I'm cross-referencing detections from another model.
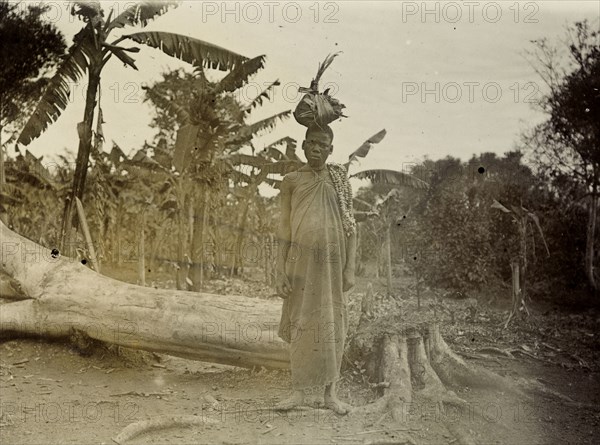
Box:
left=112, top=415, right=218, bottom=444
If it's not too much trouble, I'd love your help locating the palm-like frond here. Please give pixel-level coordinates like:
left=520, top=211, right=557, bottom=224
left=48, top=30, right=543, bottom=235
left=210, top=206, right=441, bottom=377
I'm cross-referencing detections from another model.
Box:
left=228, top=153, right=266, bottom=168
left=226, top=111, right=291, bottom=148
left=313, top=52, right=341, bottom=89
left=262, top=160, right=303, bottom=176
left=127, top=149, right=165, bottom=172
left=230, top=169, right=253, bottom=185
left=350, top=169, right=429, bottom=190
left=345, top=129, right=386, bottom=169
left=244, top=80, right=280, bottom=113
left=214, top=55, right=265, bottom=94
left=492, top=200, right=550, bottom=257
left=263, top=177, right=282, bottom=189
left=380, top=188, right=402, bottom=206
left=6, top=151, right=56, bottom=190
left=17, top=34, right=93, bottom=145
left=247, top=111, right=291, bottom=136
left=125, top=31, right=248, bottom=71
left=109, top=142, right=127, bottom=166
left=106, top=1, right=180, bottom=32
left=353, top=197, right=376, bottom=211
left=259, top=146, right=285, bottom=161
left=284, top=138, right=300, bottom=162
left=527, top=211, right=550, bottom=256
left=491, top=199, right=511, bottom=213
left=104, top=45, right=138, bottom=69
left=259, top=137, right=295, bottom=161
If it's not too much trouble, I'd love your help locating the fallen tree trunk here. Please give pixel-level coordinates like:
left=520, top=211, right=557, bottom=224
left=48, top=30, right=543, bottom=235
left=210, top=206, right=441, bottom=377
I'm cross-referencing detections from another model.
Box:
left=0, top=221, right=289, bottom=369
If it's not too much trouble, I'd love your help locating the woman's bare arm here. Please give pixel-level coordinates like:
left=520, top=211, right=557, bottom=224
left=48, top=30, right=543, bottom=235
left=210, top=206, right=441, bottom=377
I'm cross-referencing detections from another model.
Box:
left=276, top=177, right=293, bottom=296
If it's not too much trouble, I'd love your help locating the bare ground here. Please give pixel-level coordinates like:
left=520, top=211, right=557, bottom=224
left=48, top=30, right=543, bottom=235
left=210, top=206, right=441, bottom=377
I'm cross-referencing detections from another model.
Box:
left=1, top=270, right=599, bottom=445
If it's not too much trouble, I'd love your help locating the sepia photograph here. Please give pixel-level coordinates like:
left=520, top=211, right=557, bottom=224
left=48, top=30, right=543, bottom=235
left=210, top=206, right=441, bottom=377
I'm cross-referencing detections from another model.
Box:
left=0, top=1, right=599, bottom=444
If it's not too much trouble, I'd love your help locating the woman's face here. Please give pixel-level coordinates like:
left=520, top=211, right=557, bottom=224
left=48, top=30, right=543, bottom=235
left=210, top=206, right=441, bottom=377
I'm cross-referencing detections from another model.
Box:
left=302, top=131, right=333, bottom=167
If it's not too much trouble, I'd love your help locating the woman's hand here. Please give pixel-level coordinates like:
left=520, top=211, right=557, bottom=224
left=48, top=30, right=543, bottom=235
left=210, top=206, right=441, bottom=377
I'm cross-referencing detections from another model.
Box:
left=276, top=273, right=292, bottom=299
left=343, top=269, right=355, bottom=292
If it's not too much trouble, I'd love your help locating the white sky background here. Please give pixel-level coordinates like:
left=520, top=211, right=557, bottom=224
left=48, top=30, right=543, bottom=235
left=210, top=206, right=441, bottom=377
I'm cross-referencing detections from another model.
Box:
left=17, top=0, right=600, bottom=194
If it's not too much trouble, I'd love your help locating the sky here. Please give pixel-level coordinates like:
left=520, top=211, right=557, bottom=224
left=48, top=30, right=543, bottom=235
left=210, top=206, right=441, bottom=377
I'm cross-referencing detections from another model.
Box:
left=13, top=0, right=600, bottom=192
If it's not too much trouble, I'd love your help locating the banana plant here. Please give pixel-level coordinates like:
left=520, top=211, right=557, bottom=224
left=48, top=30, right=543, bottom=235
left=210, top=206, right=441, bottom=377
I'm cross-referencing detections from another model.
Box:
left=16, top=1, right=249, bottom=251
left=341, top=130, right=429, bottom=295
left=143, top=60, right=291, bottom=288
left=491, top=199, right=550, bottom=326
left=226, top=137, right=302, bottom=276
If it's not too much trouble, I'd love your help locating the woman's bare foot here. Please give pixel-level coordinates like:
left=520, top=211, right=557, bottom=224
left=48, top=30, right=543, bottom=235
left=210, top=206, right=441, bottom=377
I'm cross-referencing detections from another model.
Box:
left=324, top=395, right=353, bottom=414
left=312, top=396, right=325, bottom=408
left=324, top=381, right=352, bottom=414
left=274, top=390, right=304, bottom=411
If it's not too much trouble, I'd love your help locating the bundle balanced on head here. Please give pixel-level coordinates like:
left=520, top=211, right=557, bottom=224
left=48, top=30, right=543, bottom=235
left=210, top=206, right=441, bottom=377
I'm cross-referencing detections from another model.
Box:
left=275, top=54, right=357, bottom=414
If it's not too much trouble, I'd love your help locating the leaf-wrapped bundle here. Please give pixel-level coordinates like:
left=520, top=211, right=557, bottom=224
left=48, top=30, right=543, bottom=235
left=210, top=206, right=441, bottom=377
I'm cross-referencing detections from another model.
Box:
left=293, top=53, right=346, bottom=128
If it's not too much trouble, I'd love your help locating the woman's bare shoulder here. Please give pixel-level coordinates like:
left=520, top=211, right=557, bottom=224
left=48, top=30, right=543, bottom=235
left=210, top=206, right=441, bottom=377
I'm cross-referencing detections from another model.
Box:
left=282, top=167, right=309, bottom=187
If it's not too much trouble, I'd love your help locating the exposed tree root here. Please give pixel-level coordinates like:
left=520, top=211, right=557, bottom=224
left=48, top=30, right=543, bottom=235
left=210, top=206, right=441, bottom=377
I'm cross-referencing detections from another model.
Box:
left=513, top=377, right=592, bottom=407
left=476, top=347, right=515, bottom=358
left=425, top=323, right=523, bottom=396
left=426, top=325, right=577, bottom=405
left=112, top=415, right=219, bottom=444
left=407, top=330, right=467, bottom=408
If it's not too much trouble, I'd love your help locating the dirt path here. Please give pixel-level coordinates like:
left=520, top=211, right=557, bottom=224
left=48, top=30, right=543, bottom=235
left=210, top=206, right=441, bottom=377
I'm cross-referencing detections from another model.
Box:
left=1, top=336, right=598, bottom=445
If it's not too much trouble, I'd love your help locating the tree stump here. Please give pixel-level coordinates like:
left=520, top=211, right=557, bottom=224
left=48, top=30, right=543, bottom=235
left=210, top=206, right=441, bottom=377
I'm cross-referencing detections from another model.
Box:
left=346, top=295, right=527, bottom=424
